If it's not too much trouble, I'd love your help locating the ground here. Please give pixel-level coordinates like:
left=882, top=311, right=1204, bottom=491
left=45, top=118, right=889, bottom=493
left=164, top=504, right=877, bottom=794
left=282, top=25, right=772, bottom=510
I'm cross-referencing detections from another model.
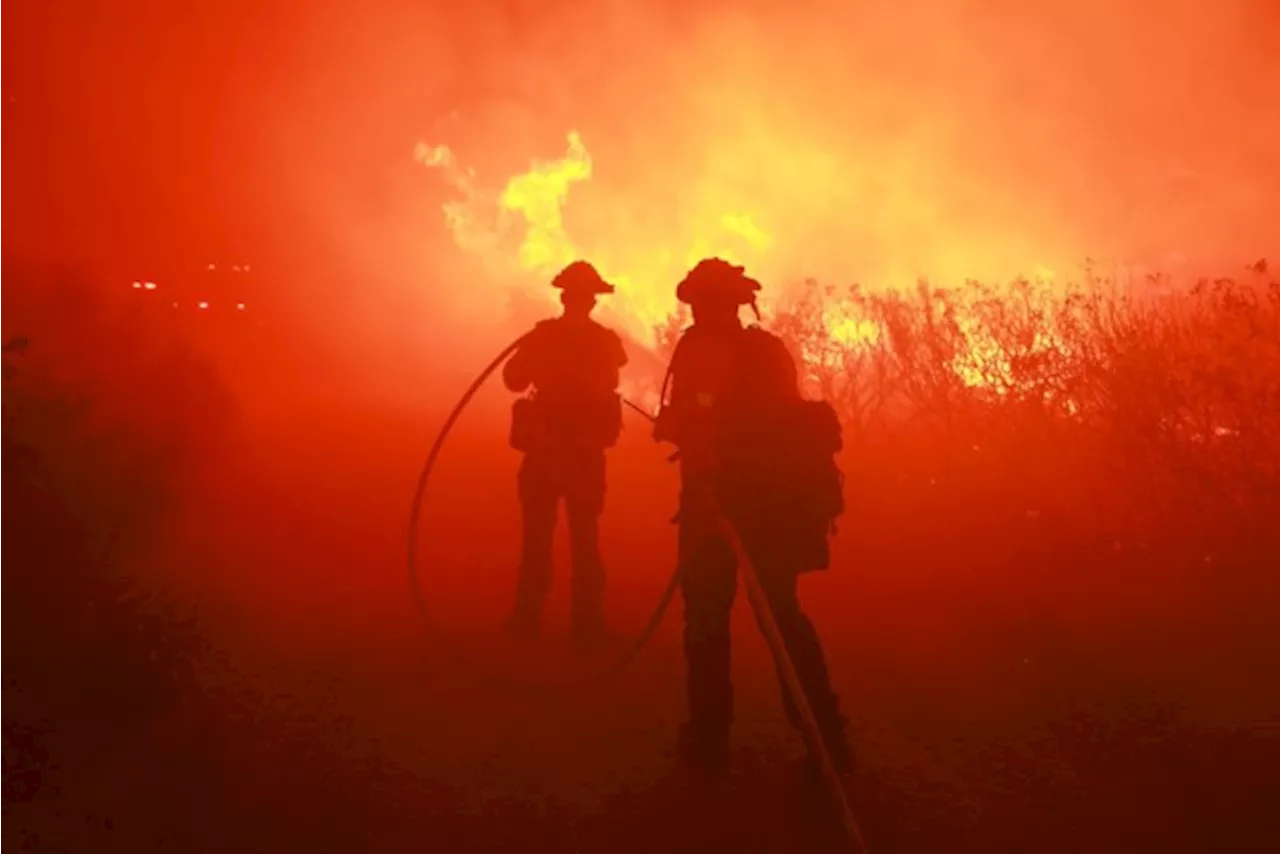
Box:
left=5, top=391, right=1277, bottom=854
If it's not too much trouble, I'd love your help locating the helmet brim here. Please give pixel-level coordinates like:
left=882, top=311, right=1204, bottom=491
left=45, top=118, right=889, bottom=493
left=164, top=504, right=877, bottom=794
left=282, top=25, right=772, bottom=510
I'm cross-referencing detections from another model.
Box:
left=675, top=277, right=761, bottom=306
left=556, top=280, right=615, bottom=296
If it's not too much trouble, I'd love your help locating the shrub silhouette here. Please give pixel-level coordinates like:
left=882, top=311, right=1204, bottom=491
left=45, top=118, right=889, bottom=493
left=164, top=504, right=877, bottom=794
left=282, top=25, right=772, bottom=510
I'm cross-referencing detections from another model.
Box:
left=2, top=263, right=238, bottom=806
left=648, top=262, right=1279, bottom=650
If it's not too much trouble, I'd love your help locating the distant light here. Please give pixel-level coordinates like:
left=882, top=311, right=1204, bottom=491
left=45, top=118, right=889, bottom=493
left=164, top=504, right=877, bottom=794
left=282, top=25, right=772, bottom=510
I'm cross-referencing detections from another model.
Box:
left=242, top=264, right=251, bottom=272
left=206, top=263, right=217, bottom=271
left=232, top=265, right=242, bottom=273
left=236, top=302, right=246, bottom=310
left=143, top=281, right=157, bottom=291
left=132, top=281, right=142, bottom=289
left=198, top=301, right=210, bottom=309
left=172, top=302, right=179, bottom=308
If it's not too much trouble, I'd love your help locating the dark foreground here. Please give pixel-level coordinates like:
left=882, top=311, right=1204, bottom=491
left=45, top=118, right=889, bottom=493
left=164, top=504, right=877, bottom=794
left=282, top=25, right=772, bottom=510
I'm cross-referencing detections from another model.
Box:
left=5, top=407, right=1278, bottom=854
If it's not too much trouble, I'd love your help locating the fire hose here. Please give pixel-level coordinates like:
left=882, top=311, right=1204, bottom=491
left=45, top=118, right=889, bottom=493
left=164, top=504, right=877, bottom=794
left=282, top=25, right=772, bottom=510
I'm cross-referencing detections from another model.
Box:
left=711, top=505, right=870, bottom=854
left=406, top=333, right=869, bottom=852
left=405, top=332, right=682, bottom=694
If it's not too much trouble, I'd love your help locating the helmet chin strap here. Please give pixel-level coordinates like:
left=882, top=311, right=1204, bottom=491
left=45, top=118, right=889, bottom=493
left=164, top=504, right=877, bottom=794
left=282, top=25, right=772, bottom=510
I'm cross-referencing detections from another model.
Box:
left=748, top=297, right=761, bottom=321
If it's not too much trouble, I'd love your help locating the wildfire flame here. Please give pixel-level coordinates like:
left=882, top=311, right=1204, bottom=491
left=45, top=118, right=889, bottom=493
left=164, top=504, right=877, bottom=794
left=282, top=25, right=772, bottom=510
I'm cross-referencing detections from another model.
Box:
left=417, top=130, right=1073, bottom=393
left=416, top=131, right=781, bottom=344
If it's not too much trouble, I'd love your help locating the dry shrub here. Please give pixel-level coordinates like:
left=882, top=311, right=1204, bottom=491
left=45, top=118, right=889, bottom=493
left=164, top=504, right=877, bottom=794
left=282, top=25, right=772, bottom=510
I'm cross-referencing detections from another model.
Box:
left=762, top=263, right=1280, bottom=709
left=2, top=263, right=239, bottom=805
left=645, top=265, right=1279, bottom=536
left=646, top=262, right=1279, bottom=705
left=769, top=264, right=1279, bottom=543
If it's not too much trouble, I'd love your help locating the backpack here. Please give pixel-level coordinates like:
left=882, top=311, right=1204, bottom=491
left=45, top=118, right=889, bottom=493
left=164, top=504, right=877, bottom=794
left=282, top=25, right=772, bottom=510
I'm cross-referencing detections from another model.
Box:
left=713, top=329, right=846, bottom=570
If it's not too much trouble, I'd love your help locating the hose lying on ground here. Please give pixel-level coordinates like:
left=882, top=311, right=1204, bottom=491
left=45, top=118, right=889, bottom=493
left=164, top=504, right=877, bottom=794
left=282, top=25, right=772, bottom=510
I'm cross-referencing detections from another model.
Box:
left=710, top=498, right=870, bottom=854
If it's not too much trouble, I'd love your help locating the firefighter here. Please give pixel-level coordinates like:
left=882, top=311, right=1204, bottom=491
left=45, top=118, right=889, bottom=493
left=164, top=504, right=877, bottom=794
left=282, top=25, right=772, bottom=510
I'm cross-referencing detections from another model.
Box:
left=502, top=261, right=628, bottom=645
left=654, top=258, right=853, bottom=776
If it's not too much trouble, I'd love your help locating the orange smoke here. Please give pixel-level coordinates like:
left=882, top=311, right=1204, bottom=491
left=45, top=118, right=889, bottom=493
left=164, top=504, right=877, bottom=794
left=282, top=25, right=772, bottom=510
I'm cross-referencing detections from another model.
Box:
left=415, top=130, right=777, bottom=343
left=415, top=127, right=1072, bottom=391
left=397, top=0, right=1277, bottom=390
left=420, top=128, right=1031, bottom=339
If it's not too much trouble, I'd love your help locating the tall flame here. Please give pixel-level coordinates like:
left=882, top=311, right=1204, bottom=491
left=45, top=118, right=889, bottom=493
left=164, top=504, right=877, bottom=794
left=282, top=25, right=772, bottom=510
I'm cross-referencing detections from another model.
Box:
left=497, top=131, right=592, bottom=274
left=416, top=131, right=773, bottom=343
left=416, top=129, right=1072, bottom=395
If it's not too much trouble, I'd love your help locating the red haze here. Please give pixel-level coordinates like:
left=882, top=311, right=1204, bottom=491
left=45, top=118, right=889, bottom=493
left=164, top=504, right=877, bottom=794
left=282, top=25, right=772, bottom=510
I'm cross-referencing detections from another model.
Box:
left=3, top=2, right=1277, bottom=852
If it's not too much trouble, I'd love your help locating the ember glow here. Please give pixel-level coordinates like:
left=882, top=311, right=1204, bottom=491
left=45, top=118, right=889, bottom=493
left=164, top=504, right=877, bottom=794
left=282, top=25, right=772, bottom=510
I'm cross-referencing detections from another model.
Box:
left=126, top=263, right=254, bottom=314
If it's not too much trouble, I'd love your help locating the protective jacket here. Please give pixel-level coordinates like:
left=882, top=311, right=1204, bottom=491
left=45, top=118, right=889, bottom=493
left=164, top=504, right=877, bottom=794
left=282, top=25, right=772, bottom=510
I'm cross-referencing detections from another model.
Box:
left=504, top=316, right=627, bottom=453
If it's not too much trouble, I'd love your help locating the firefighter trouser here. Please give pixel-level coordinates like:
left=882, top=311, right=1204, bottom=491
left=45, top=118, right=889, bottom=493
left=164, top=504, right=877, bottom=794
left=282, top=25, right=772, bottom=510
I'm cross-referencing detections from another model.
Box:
left=514, top=448, right=607, bottom=629
left=677, top=495, right=847, bottom=745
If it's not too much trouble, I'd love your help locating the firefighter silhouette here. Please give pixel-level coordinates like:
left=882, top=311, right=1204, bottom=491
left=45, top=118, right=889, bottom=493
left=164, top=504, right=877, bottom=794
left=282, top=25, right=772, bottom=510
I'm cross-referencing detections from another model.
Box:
left=502, top=261, right=628, bottom=644
left=654, top=258, right=852, bottom=775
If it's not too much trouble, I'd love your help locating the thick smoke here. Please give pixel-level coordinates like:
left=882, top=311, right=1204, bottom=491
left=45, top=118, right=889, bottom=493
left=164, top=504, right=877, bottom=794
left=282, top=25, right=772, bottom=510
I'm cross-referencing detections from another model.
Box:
left=7, top=1, right=1277, bottom=361
left=412, top=0, right=1279, bottom=291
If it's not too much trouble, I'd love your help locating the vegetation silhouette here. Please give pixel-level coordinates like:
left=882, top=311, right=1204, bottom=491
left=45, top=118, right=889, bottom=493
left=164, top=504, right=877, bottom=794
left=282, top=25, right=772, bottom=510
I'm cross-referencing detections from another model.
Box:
left=3, top=263, right=236, bottom=822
